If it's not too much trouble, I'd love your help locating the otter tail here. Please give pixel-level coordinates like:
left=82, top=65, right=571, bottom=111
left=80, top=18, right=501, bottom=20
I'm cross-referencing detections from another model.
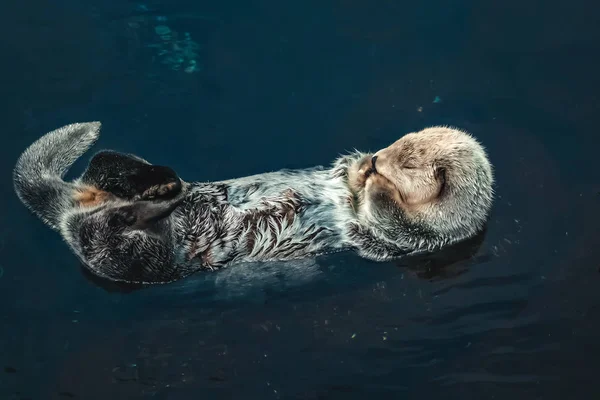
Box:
left=13, top=122, right=101, bottom=230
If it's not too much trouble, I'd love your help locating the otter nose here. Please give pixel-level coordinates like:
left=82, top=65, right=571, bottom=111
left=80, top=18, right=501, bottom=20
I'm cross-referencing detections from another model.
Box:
left=371, top=155, right=378, bottom=172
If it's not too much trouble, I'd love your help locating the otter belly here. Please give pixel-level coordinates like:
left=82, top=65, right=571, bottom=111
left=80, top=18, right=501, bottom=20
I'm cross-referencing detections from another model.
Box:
left=173, top=168, right=357, bottom=269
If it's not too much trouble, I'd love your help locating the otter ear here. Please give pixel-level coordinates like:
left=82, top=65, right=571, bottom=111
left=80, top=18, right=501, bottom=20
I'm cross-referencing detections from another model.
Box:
left=435, top=166, right=446, bottom=180
left=435, top=166, right=447, bottom=195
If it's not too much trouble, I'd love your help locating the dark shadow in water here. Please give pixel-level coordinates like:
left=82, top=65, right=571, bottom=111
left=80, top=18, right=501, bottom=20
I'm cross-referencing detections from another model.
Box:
left=396, top=227, right=489, bottom=281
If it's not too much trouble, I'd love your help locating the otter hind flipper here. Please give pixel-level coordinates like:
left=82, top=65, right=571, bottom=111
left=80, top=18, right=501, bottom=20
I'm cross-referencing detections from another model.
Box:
left=81, top=150, right=182, bottom=201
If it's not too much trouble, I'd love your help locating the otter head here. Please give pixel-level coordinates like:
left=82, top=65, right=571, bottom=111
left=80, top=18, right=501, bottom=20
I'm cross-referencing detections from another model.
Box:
left=348, top=126, right=494, bottom=251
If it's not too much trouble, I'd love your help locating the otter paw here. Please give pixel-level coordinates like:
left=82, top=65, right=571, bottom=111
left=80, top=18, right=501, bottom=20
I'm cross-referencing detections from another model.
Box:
left=348, top=155, right=374, bottom=191
left=139, top=181, right=181, bottom=201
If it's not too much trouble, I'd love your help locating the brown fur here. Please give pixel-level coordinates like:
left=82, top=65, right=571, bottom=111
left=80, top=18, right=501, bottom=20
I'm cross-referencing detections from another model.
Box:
left=73, top=186, right=112, bottom=208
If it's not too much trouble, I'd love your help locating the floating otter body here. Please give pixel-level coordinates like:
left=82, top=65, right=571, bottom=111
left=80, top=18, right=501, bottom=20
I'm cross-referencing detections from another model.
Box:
left=13, top=122, right=494, bottom=285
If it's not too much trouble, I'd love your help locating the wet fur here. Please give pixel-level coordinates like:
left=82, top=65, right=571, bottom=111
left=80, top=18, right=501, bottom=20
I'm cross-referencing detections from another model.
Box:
left=13, top=122, right=494, bottom=285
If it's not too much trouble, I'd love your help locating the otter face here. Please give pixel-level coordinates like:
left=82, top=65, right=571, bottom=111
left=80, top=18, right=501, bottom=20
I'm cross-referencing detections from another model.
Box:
left=367, top=132, right=448, bottom=208
left=348, top=126, right=494, bottom=251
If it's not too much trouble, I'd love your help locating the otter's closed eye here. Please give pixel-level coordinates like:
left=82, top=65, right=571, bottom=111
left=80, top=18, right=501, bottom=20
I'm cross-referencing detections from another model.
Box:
left=403, top=164, right=418, bottom=169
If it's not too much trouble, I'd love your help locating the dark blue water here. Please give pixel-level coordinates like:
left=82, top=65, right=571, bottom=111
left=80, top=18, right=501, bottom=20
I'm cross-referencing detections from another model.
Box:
left=2, top=0, right=600, bottom=399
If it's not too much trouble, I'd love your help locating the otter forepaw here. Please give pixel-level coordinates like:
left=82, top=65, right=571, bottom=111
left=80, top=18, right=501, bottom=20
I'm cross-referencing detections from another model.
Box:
left=348, top=155, right=374, bottom=192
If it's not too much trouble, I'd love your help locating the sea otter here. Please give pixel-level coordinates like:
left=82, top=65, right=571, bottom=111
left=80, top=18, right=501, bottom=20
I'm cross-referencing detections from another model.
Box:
left=13, top=122, right=494, bottom=285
